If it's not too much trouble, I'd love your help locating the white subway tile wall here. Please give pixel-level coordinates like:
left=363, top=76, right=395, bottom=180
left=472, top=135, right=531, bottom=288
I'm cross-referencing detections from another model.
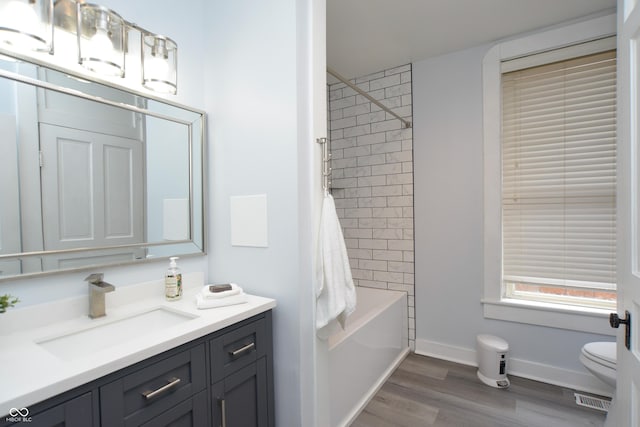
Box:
left=328, top=64, right=415, bottom=349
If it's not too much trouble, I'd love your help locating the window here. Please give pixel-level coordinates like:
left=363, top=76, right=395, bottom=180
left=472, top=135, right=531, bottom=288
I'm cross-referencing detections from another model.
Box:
left=500, top=45, right=617, bottom=311
left=482, top=14, right=618, bottom=334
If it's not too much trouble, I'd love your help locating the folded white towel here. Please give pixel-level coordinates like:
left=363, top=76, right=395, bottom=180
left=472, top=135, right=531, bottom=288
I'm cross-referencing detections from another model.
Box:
left=196, top=292, right=248, bottom=309
left=201, top=283, right=242, bottom=299
left=316, top=194, right=356, bottom=338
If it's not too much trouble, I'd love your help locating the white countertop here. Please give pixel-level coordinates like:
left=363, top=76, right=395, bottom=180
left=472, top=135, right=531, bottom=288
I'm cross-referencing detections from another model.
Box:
left=0, top=273, right=276, bottom=415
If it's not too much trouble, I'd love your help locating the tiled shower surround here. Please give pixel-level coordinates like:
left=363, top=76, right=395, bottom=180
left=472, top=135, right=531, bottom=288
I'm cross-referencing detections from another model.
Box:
left=328, top=64, right=415, bottom=348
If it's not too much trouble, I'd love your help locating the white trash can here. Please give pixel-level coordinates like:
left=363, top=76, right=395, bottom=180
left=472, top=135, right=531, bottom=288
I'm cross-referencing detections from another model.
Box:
left=476, top=334, right=510, bottom=388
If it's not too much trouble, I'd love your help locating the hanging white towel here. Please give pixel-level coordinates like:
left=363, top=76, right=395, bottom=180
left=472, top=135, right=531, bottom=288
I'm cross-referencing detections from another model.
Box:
left=316, top=194, right=357, bottom=338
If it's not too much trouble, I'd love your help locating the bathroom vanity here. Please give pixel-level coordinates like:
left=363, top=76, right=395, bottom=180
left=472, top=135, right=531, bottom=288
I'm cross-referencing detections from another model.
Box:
left=0, top=27, right=280, bottom=427
left=0, top=274, right=276, bottom=427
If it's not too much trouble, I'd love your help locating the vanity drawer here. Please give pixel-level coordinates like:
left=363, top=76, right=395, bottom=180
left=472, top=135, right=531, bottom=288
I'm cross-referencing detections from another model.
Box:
left=140, top=389, right=208, bottom=427
left=210, top=317, right=266, bottom=383
left=20, top=392, right=94, bottom=427
left=100, top=344, right=206, bottom=426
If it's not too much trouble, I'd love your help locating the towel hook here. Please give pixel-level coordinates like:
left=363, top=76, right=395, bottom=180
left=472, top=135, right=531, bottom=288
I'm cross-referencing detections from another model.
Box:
left=316, top=137, right=331, bottom=195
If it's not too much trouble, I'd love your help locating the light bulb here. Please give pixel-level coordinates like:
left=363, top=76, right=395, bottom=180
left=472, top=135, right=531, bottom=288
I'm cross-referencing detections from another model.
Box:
left=147, top=55, right=169, bottom=78
left=82, top=28, right=121, bottom=76
left=144, top=55, right=175, bottom=93
left=90, top=29, right=113, bottom=56
left=3, top=1, right=38, bottom=29
left=147, top=37, right=169, bottom=77
left=0, top=0, right=47, bottom=50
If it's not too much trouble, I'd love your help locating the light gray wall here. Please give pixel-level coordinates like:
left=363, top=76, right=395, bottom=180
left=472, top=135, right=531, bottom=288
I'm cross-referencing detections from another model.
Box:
left=412, top=43, right=613, bottom=377
left=203, top=1, right=317, bottom=425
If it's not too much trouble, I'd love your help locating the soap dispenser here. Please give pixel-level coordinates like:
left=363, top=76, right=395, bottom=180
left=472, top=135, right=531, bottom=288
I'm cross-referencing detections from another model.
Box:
left=165, top=256, right=182, bottom=301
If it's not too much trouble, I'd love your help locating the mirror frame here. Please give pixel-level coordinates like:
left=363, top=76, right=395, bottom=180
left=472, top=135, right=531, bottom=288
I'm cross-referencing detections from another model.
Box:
left=0, top=48, right=207, bottom=281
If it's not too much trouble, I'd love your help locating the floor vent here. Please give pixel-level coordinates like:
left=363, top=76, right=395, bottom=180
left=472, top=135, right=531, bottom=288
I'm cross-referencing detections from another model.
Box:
left=574, top=393, right=611, bottom=412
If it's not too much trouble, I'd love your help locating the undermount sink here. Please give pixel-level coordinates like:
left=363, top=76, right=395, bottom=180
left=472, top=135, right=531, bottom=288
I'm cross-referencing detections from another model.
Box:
left=37, top=307, right=197, bottom=360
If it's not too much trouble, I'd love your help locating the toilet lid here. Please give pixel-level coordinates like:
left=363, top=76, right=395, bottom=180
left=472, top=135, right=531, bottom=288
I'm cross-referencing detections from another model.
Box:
left=583, top=342, right=616, bottom=368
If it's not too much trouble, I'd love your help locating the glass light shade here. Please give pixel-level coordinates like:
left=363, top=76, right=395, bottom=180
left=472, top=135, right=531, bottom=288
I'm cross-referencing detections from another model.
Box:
left=142, top=33, right=177, bottom=94
left=0, top=0, right=53, bottom=52
left=77, top=3, right=125, bottom=77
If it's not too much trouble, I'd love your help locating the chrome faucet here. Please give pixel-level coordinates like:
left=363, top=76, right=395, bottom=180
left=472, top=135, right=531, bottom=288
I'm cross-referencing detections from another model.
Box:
left=85, top=273, right=115, bottom=319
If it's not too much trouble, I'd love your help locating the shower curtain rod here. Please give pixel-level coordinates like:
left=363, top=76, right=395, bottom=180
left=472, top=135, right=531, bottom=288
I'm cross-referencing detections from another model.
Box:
left=327, top=66, right=412, bottom=129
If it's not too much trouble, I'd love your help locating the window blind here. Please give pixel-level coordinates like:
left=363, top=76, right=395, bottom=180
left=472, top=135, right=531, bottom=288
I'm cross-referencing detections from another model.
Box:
left=501, top=49, right=617, bottom=293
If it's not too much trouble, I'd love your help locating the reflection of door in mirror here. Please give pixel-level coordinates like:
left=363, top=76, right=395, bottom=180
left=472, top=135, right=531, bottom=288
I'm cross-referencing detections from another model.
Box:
left=14, top=68, right=146, bottom=273
left=39, top=125, right=144, bottom=271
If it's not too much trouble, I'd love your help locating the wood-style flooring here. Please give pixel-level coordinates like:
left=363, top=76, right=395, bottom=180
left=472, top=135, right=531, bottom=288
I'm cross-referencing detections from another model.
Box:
left=351, top=353, right=608, bottom=427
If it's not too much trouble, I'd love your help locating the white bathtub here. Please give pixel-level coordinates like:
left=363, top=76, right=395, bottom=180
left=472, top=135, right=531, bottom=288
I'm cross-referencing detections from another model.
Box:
left=328, top=286, right=409, bottom=427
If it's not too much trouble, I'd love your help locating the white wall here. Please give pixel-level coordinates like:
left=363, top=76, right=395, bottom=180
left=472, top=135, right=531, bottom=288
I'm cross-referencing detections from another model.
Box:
left=413, top=41, right=615, bottom=395
left=203, top=1, right=319, bottom=425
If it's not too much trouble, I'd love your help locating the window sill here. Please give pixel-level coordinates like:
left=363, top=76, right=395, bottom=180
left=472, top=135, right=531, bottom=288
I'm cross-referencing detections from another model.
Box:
left=482, top=298, right=615, bottom=336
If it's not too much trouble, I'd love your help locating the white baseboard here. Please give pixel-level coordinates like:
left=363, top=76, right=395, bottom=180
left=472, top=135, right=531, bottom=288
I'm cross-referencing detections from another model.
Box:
left=414, top=338, right=614, bottom=398
left=415, top=338, right=477, bottom=366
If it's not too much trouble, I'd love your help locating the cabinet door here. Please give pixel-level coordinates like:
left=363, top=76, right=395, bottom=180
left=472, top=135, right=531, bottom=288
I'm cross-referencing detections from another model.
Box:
left=139, top=390, right=208, bottom=427
left=23, top=392, right=93, bottom=427
left=212, top=358, right=270, bottom=427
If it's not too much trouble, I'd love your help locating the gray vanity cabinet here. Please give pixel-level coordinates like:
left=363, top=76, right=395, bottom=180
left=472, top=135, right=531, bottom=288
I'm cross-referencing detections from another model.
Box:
left=21, top=392, right=94, bottom=427
left=100, top=344, right=207, bottom=426
left=212, top=359, right=270, bottom=427
left=210, top=317, right=272, bottom=427
left=139, top=390, right=208, bottom=427
left=1, top=311, right=273, bottom=427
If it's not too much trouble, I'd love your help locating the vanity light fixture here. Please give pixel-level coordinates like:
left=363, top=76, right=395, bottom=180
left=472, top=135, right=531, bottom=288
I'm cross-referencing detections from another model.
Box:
left=0, top=0, right=178, bottom=94
left=0, top=0, right=54, bottom=53
left=76, top=3, right=125, bottom=77
left=141, top=32, right=177, bottom=94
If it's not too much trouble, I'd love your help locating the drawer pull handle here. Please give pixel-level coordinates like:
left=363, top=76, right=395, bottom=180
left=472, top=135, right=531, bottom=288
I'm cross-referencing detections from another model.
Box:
left=229, top=342, right=255, bottom=357
left=219, top=398, right=227, bottom=427
left=142, top=377, right=181, bottom=400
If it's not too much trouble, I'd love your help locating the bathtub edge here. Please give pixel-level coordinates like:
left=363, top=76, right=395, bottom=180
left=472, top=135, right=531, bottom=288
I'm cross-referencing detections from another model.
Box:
left=337, top=347, right=410, bottom=427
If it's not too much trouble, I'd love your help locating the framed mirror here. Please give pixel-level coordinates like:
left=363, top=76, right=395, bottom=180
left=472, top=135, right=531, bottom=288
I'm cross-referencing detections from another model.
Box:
left=0, top=51, right=206, bottom=280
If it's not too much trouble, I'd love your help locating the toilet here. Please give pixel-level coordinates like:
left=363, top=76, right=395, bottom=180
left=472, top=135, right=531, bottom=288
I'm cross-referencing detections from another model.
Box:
left=580, top=341, right=616, bottom=387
